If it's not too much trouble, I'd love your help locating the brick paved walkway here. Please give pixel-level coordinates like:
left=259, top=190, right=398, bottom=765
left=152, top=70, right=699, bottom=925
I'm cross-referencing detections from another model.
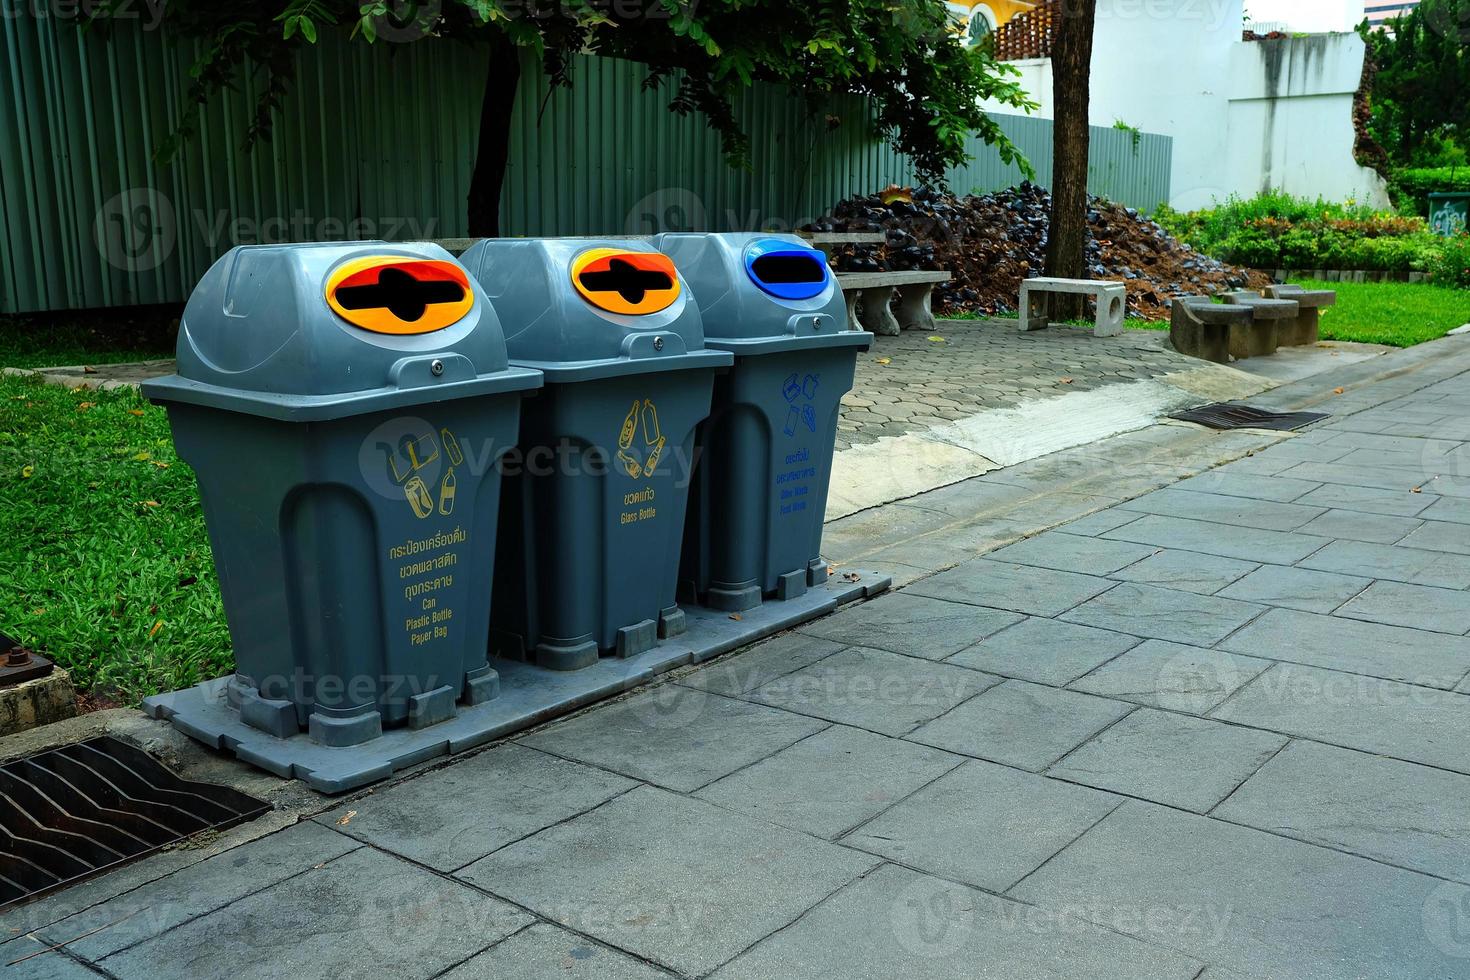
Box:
left=6, top=336, right=1470, bottom=979
left=837, top=319, right=1191, bottom=451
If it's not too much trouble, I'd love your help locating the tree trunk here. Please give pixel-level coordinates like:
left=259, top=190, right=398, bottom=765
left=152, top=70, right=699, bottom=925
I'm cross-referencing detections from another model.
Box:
left=1044, top=0, right=1098, bottom=319
left=467, top=32, right=521, bottom=237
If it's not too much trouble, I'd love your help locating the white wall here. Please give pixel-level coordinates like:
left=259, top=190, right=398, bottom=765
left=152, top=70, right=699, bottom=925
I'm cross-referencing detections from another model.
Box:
left=1226, top=33, right=1389, bottom=204
left=980, top=0, right=1390, bottom=208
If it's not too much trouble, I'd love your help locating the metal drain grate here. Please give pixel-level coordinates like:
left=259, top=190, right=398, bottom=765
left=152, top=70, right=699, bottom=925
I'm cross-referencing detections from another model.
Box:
left=1169, top=403, right=1328, bottom=432
left=0, top=736, right=269, bottom=907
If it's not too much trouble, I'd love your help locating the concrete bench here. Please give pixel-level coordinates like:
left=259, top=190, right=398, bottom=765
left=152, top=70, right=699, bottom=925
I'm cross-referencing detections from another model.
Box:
left=1018, top=277, right=1127, bottom=338
left=838, top=270, right=952, bottom=336
left=1169, top=296, right=1254, bottom=364
left=1220, top=291, right=1299, bottom=359
left=1263, top=284, right=1337, bottom=346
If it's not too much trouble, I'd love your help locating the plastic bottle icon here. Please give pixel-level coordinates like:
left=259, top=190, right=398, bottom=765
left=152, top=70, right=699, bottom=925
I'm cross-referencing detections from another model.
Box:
left=801, top=403, right=817, bottom=433
left=441, top=428, right=464, bottom=467
left=438, top=468, right=457, bottom=516
left=404, top=476, right=434, bottom=519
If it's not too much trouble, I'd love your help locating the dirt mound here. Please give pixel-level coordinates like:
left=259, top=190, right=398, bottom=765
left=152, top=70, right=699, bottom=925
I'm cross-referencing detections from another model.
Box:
left=805, top=183, right=1269, bottom=321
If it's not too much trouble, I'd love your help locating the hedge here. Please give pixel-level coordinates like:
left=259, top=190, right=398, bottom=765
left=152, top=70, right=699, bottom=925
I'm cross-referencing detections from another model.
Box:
left=1390, top=167, right=1470, bottom=217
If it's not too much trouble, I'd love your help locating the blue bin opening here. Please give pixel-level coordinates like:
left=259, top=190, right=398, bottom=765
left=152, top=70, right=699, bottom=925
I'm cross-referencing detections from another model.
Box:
left=744, top=239, right=830, bottom=301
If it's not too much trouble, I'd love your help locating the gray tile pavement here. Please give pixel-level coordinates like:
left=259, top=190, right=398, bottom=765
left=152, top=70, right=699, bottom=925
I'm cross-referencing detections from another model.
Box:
left=795, top=592, right=1024, bottom=660
left=101, top=846, right=531, bottom=980
left=840, top=760, right=1122, bottom=892
left=1212, top=740, right=1470, bottom=882
left=314, top=742, right=637, bottom=871
left=1068, top=640, right=1271, bottom=714
left=1047, top=707, right=1287, bottom=813
left=742, top=646, right=996, bottom=736
left=1058, top=581, right=1265, bottom=646
left=438, top=924, right=672, bottom=980
left=945, top=616, right=1141, bottom=685
left=985, top=531, right=1155, bottom=576
left=1212, top=663, right=1470, bottom=774
left=1220, top=607, right=1470, bottom=686
left=907, top=680, right=1132, bottom=771
left=905, top=559, right=1117, bottom=617
left=520, top=687, right=827, bottom=792
left=693, top=725, right=961, bottom=839
left=1216, top=563, right=1371, bottom=613
left=1102, top=513, right=1330, bottom=563
left=456, top=786, right=877, bottom=976
left=709, top=864, right=1204, bottom=980
left=1108, top=548, right=1259, bottom=595
left=1294, top=480, right=1440, bottom=517
left=1011, top=801, right=1465, bottom=979
left=21, top=336, right=1470, bottom=979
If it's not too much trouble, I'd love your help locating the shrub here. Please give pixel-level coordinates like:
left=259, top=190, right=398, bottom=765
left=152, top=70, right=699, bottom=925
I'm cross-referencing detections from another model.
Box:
left=1161, top=192, right=1446, bottom=273
left=1390, top=167, right=1470, bottom=216
left=1428, top=234, right=1470, bottom=289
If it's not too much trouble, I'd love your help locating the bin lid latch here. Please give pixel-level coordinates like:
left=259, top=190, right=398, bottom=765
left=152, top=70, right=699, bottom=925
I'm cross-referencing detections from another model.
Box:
left=389, top=352, right=477, bottom=389
left=786, top=312, right=836, bottom=335
left=621, top=331, right=688, bottom=360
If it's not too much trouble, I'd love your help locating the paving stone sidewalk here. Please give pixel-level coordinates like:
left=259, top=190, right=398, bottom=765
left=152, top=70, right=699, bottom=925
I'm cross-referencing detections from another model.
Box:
left=836, top=319, right=1192, bottom=450
left=7, top=336, right=1470, bottom=979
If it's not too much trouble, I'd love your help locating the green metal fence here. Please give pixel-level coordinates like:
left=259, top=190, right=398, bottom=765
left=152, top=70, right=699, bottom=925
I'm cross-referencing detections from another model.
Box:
left=0, top=18, right=1172, bottom=314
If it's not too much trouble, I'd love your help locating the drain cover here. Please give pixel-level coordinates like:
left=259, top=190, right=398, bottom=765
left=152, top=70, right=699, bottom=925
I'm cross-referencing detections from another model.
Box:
left=0, top=736, right=269, bottom=907
left=1170, top=403, right=1328, bottom=432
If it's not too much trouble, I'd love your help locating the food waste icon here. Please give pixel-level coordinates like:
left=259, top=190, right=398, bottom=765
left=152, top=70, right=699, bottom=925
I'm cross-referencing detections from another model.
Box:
left=782, top=372, right=820, bottom=438
left=385, top=427, right=462, bottom=519
left=617, top=399, right=665, bottom=478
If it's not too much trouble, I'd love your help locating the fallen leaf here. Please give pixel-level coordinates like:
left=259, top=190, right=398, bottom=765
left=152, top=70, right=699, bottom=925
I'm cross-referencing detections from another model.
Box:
left=76, top=402, right=95, bottom=411
left=20, top=464, right=34, bottom=479
left=729, top=613, right=742, bottom=621
left=926, top=336, right=946, bottom=343
left=128, top=409, right=145, bottom=416
left=312, top=863, right=327, bottom=870
left=142, top=500, right=160, bottom=507
left=133, top=452, right=151, bottom=461
left=1333, top=387, right=1345, bottom=395
left=148, top=620, right=164, bottom=637
left=843, top=572, right=861, bottom=582
left=32, top=608, right=44, bottom=616
left=151, top=461, right=169, bottom=469
left=82, top=365, right=98, bottom=374
left=1059, top=377, right=1074, bottom=384
left=1412, top=486, right=1423, bottom=494
left=336, top=810, right=358, bottom=827
left=875, top=357, right=891, bottom=366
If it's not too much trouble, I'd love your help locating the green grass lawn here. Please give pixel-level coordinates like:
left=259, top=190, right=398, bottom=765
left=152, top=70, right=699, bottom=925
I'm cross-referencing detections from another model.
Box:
left=1296, top=279, right=1470, bottom=348
left=0, top=308, right=178, bottom=370
left=0, top=372, right=229, bottom=703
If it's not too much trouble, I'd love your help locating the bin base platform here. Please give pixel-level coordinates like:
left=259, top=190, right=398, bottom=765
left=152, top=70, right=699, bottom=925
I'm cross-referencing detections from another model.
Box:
left=142, top=570, right=889, bottom=794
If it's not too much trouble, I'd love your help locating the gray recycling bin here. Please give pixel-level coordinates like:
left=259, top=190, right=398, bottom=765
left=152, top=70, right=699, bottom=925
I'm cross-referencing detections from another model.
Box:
left=458, top=239, right=732, bottom=671
left=652, top=233, right=871, bottom=610
left=142, top=243, right=541, bottom=746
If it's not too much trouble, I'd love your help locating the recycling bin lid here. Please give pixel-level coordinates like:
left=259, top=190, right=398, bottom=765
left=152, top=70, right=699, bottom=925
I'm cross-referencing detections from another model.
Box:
left=651, top=232, right=872, bottom=355
left=459, top=238, right=733, bottom=383
left=141, top=243, right=540, bottom=422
